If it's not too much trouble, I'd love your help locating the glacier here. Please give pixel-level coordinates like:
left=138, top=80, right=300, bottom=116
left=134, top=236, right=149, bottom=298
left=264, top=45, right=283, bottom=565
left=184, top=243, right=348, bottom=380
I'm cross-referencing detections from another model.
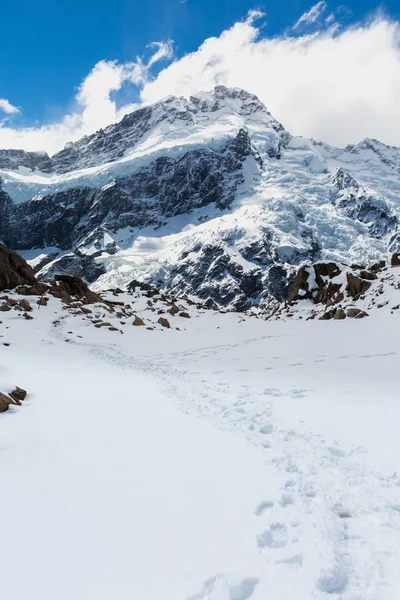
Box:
left=0, top=85, right=399, bottom=310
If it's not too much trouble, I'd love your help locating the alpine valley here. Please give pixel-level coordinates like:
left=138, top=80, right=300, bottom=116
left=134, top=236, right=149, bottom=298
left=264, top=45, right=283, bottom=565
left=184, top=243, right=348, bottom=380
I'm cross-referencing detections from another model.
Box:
left=1, top=85, right=399, bottom=311
left=2, top=85, right=400, bottom=600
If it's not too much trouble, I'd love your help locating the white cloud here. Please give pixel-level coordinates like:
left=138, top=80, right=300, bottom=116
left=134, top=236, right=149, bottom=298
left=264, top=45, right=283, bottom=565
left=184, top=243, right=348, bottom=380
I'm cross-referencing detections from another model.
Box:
left=140, top=15, right=400, bottom=148
left=1, top=13, right=400, bottom=153
left=0, top=42, right=173, bottom=155
left=293, top=2, right=327, bottom=30
left=0, top=98, right=20, bottom=115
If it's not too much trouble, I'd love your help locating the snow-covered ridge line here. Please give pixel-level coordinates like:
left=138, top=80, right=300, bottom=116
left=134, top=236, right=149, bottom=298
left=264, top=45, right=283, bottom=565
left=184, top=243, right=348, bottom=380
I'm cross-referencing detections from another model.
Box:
left=0, top=85, right=400, bottom=312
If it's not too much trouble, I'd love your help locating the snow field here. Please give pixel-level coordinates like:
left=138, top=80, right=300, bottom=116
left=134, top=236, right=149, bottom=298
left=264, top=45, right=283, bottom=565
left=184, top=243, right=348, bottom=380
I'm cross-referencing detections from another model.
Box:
left=0, top=295, right=399, bottom=599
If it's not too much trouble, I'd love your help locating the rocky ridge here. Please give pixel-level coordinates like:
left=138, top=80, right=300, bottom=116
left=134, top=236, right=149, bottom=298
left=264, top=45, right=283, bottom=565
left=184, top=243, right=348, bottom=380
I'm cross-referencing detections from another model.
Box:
left=0, top=86, right=400, bottom=310
left=270, top=252, right=400, bottom=321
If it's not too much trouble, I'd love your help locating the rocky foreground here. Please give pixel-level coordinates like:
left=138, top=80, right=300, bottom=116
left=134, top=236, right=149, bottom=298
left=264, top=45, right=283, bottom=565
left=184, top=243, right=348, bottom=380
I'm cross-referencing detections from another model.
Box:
left=270, top=252, right=400, bottom=321
left=0, top=243, right=204, bottom=412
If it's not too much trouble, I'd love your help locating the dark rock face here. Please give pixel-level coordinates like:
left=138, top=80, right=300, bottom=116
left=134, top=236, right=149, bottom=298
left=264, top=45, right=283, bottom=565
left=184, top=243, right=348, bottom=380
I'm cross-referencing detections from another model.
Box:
left=392, top=252, right=400, bottom=266
left=346, top=273, right=372, bottom=298
left=332, top=168, right=398, bottom=238
left=53, top=275, right=103, bottom=304
left=0, top=129, right=258, bottom=252
left=0, top=149, right=52, bottom=172
left=0, top=244, right=36, bottom=291
left=0, top=88, right=398, bottom=312
left=287, top=266, right=312, bottom=303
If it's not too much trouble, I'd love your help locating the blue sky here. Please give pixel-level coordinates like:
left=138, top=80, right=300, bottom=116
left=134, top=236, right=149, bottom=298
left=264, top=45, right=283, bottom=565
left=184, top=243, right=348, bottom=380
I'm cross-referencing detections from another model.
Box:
left=1, top=1, right=400, bottom=152
left=1, top=0, right=399, bottom=127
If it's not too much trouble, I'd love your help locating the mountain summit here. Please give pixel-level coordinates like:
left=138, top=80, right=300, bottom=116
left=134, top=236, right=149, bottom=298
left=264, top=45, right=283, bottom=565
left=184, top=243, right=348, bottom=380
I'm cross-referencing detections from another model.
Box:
left=0, top=86, right=399, bottom=310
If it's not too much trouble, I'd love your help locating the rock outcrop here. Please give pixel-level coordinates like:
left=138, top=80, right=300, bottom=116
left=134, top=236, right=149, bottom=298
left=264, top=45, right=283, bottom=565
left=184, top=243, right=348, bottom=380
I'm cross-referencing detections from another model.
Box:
left=272, top=253, right=400, bottom=321
left=0, top=244, right=36, bottom=291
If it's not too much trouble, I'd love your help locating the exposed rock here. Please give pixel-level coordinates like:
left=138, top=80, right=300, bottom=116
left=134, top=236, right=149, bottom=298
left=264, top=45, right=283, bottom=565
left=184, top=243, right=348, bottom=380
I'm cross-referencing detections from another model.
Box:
left=158, top=317, right=171, bottom=328
left=347, top=308, right=363, bottom=318
left=287, top=266, right=312, bottom=303
left=10, top=387, right=27, bottom=402
left=333, top=308, right=346, bottom=320
left=54, top=275, right=103, bottom=304
left=368, top=260, right=386, bottom=272
left=167, top=304, right=180, bottom=316
left=392, top=252, right=400, bottom=267
left=179, top=312, right=190, bottom=318
left=0, top=392, right=14, bottom=412
left=19, top=299, right=32, bottom=311
left=48, top=286, right=72, bottom=304
left=319, top=309, right=336, bottom=320
left=95, top=322, right=112, bottom=328
left=0, top=303, right=11, bottom=311
left=0, top=244, right=36, bottom=291
left=314, top=262, right=341, bottom=282
left=16, top=282, right=49, bottom=296
left=359, top=270, right=378, bottom=281
left=346, top=273, right=372, bottom=298
left=132, top=315, right=145, bottom=326
left=37, top=297, right=49, bottom=306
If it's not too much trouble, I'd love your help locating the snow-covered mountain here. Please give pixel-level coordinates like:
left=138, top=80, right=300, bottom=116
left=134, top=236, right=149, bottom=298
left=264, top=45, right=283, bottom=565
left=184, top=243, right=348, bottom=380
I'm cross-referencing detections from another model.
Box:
left=1, top=85, right=399, bottom=310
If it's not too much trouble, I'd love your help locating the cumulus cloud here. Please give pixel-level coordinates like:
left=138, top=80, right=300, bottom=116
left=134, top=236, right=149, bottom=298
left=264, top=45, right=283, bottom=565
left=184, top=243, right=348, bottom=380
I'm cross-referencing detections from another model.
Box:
left=140, top=13, right=400, bottom=148
left=293, top=2, right=327, bottom=30
left=1, top=12, right=400, bottom=153
left=0, top=41, right=173, bottom=155
left=0, top=98, right=20, bottom=115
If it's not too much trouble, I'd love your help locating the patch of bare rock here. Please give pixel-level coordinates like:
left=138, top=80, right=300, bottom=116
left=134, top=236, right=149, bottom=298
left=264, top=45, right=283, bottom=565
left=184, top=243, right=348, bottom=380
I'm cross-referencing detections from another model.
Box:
left=271, top=253, right=400, bottom=321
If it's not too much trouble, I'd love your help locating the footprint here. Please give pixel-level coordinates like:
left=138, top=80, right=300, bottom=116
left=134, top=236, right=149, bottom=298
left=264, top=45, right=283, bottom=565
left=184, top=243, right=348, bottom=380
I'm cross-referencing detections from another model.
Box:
left=276, top=554, right=303, bottom=567
left=187, top=575, right=259, bottom=600
left=254, top=500, right=274, bottom=515
left=318, top=564, right=348, bottom=594
left=257, top=523, right=289, bottom=549
left=259, top=424, right=274, bottom=435
left=279, top=492, right=294, bottom=507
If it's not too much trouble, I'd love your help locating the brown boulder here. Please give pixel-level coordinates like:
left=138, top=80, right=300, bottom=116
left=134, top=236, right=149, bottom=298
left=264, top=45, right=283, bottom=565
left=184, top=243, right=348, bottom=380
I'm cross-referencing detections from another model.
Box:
left=19, top=299, right=32, bottom=311
left=179, top=312, right=190, bottom=318
left=37, top=297, right=48, bottom=306
left=315, top=281, right=342, bottom=305
left=319, top=308, right=336, bottom=320
left=0, top=245, right=36, bottom=291
left=10, top=387, right=27, bottom=402
left=347, top=307, right=369, bottom=319
left=346, top=273, right=372, bottom=298
left=0, top=392, right=14, bottom=412
left=53, top=275, right=103, bottom=304
left=368, top=260, right=386, bottom=272
left=167, top=304, right=180, bottom=316
left=16, top=282, right=49, bottom=296
left=392, top=253, right=400, bottom=267
left=132, top=315, right=145, bottom=326
left=0, top=303, right=11, bottom=311
left=287, top=266, right=312, bottom=303
left=333, top=308, right=346, bottom=320
left=359, top=270, right=377, bottom=281
left=48, top=286, right=72, bottom=304
left=158, top=317, right=171, bottom=328
left=314, top=262, right=341, bottom=283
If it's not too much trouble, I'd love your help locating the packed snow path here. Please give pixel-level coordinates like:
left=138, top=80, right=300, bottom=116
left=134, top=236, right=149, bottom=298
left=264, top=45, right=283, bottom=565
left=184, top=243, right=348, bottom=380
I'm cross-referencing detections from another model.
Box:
left=1, top=302, right=400, bottom=599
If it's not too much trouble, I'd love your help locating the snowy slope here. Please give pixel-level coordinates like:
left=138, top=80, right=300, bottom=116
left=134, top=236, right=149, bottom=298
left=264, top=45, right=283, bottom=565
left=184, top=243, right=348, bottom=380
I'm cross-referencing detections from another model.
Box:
left=1, top=283, right=400, bottom=599
left=0, top=86, right=399, bottom=310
